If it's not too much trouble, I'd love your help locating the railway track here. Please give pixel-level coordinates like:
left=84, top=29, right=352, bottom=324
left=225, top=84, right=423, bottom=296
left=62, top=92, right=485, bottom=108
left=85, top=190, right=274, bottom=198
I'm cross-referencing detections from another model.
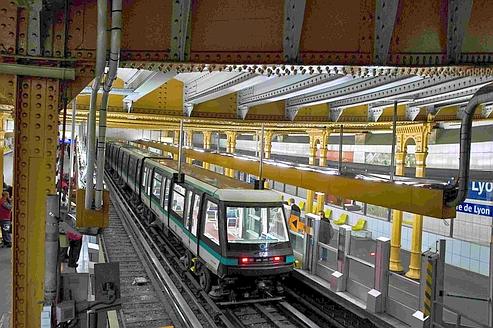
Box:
left=102, top=207, right=178, bottom=327
left=104, top=170, right=374, bottom=328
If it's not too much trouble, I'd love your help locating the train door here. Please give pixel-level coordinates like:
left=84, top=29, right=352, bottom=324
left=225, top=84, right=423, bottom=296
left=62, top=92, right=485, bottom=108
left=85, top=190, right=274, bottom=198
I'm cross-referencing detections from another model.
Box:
left=169, top=182, right=187, bottom=239
left=150, top=170, right=163, bottom=219
left=161, top=177, right=171, bottom=228
left=198, top=196, right=222, bottom=272
left=185, top=192, right=201, bottom=256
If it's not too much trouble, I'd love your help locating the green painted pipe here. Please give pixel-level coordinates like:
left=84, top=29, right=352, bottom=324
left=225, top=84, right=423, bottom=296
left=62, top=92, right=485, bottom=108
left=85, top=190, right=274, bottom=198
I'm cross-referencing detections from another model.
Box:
left=0, top=63, right=76, bottom=80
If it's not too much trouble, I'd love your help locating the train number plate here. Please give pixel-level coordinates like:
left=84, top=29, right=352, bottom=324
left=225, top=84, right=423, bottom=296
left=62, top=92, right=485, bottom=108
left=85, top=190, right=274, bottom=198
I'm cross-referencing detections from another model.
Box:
left=258, top=252, right=269, bottom=257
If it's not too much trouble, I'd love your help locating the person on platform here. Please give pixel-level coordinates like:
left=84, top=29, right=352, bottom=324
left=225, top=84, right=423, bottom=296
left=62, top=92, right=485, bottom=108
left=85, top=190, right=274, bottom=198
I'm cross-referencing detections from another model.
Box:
left=288, top=198, right=301, bottom=216
left=318, top=210, right=334, bottom=261
left=67, top=228, right=83, bottom=268
left=0, top=191, right=12, bottom=248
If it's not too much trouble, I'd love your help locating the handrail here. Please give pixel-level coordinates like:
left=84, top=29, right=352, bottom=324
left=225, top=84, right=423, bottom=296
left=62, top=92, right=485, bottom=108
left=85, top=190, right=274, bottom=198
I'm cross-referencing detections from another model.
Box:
left=388, top=271, right=421, bottom=285
left=318, top=241, right=337, bottom=253
left=346, top=254, right=375, bottom=269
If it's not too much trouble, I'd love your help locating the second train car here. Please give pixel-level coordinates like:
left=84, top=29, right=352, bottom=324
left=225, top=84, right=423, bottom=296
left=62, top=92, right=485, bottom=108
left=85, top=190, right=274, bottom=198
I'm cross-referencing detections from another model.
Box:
left=106, top=141, right=295, bottom=298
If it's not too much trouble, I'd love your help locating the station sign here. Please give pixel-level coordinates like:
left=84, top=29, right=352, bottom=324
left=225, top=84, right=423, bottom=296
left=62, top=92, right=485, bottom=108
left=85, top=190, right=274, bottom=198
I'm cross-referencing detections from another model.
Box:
left=467, top=181, right=493, bottom=201
left=456, top=202, right=493, bottom=217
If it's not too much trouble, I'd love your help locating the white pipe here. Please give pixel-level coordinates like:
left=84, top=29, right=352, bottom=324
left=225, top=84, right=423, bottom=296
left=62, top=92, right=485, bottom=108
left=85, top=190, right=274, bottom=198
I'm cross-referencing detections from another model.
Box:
left=44, top=195, right=59, bottom=303
left=85, top=0, right=108, bottom=209
left=95, top=0, right=122, bottom=208
left=67, top=100, right=77, bottom=213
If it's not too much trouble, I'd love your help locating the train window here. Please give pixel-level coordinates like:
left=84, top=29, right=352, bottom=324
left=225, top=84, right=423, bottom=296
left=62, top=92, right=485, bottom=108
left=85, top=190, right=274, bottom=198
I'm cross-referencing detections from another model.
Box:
left=204, top=201, right=219, bottom=245
left=152, top=172, right=162, bottom=198
left=184, top=192, right=193, bottom=228
left=226, top=206, right=288, bottom=244
left=163, top=178, right=170, bottom=210
left=142, top=167, right=148, bottom=188
left=171, top=184, right=186, bottom=219
left=190, top=195, right=200, bottom=236
left=129, top=158, right=136, bottom=181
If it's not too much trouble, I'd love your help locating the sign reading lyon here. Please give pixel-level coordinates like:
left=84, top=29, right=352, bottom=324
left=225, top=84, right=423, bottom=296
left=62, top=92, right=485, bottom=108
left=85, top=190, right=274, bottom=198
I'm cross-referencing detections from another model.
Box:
left=467, top=181, right=493, bottom=201
left=456, top=202, right=493, bottom=217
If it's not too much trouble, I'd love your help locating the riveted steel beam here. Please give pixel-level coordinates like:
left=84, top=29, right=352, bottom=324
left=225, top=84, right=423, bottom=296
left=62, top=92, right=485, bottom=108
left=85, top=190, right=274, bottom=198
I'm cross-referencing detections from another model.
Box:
left=283, top=0, right=306, bottom=63
left=239, top=74, right=346, bottom=108
left=183, top=72, right=268, bottom=104
left=287, top=76, right=411, bottom=108
left=330, top=76, right=472, bottom=108
left=13, top=76, right=60, bottom=327
left=27, top=0, right=42, bottom=56
left=447, top=0, right=473, bottom=64
left=170, top=0, right=192, bottom=61
left=374, top=0, right=399, bottom=65
left=124, top=71, right=177, bottom=103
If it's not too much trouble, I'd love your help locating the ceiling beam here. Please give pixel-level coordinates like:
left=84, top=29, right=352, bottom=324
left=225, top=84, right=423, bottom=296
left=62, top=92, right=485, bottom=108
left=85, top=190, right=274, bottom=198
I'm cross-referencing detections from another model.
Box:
left=374, top=0, right=399, bottom=65
left=283, top=0, right=306, bottom=63
left=287, top=76, right=414, bottom=108
left=123, top=71, right=177, bottom=103
left=330, top=76, right=474, bottom=108
left=238, top=74, right=347, bottom=108
left=447, top=0, right=473, bottom=64
left=170, top=0, right=192, bottom=61
left=184, top=72, right=269, bottom=104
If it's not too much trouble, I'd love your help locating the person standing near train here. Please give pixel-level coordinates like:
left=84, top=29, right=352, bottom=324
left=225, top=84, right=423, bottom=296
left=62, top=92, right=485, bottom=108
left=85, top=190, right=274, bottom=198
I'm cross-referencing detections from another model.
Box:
left=318, top=210, right=334, bottom=261
left=0, top=191, right=12, bottom=248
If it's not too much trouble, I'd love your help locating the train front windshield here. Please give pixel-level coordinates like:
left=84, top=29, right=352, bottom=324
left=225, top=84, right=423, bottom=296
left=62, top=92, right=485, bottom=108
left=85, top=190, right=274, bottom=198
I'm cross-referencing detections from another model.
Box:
left=225, top=206, right=289, bottom=244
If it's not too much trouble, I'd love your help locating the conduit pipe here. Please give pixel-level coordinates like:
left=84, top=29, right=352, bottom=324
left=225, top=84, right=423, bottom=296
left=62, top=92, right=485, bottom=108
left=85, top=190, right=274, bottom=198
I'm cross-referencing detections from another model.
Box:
left=85, top=0, right=108, bottom=209
left=446, top=83, right=493, bottom=207
left=95, top=0, right=122, bottom=208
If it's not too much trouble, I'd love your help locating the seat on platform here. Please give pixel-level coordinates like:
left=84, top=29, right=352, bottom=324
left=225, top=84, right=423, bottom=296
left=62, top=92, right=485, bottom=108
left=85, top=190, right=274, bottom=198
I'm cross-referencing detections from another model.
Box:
left=298, top=200, right=305, bottom=211
left=333, top=213, right=348, bottom=225
left=324, top=209, right=332, bottom=219
left=351, top=218, right=367, bottom=231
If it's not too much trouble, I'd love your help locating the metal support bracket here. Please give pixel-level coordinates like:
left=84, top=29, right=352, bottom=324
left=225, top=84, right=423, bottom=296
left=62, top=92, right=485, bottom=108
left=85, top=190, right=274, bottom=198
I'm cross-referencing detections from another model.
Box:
left=447, top=0, right=473, bottom=64
left=283, top=0, right=306, bottom=63
left=329, top=107, right=343, bottom=122
left=481, top=104, right=493, bottom=118
left=374, top=0, right=399, bottom=65
left=170, top=0, right=192, bottom=61
left=237, top=105, right=249, bottom=120
left=285, top=104, right=299, bottom=121
left=406, top=105, right=421, bottom=121
left=183, top=103, right=194, bottom=117
left=368, top=105, right=384, bottom=122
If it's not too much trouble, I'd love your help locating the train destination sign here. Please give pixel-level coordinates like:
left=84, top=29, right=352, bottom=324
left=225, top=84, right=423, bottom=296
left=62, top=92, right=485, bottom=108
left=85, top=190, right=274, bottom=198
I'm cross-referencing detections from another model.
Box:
left=456, top=202, right=493, bottom=217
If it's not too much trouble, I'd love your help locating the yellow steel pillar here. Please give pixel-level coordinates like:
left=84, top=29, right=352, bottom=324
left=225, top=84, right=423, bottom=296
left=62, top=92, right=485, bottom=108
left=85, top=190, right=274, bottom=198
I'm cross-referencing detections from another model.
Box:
left=315, top=147, right=327, bottom=213
left=225, top=131, right=237, bottom=177
left=12, top=77, right=60, bottom=327
left=173, top=130, right=179, bottom=160
left=262, top=131, right=273, bottom=188
left=185, top=130, right=193, bottom=164
left=202, top=131, right=212, bottom=170
left=390, top=151, right=406, bottom=272
left=405, top=151, right=428, bottom=279
left=305, top=146, right=316, bottom=213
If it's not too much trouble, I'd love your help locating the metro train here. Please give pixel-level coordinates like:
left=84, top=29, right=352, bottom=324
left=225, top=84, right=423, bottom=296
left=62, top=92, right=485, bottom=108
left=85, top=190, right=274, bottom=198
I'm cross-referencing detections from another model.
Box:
left=105, top=141, right=295, bottom=298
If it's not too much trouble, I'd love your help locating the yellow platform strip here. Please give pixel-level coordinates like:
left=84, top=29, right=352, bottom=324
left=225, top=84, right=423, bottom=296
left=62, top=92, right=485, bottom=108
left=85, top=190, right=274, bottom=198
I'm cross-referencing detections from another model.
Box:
left=135, top=141, right=456, bottom=219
